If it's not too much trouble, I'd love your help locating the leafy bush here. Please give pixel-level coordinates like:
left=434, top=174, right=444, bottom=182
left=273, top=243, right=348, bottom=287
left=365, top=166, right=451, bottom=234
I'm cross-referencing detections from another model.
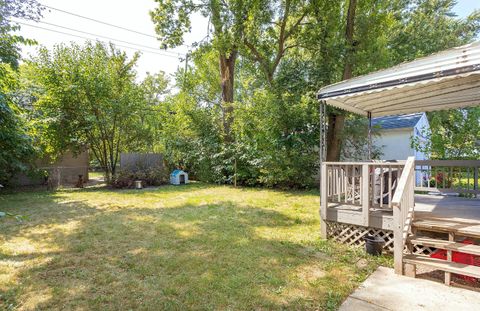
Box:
left=0, top=64, right=36, bottom=186
left=429, top=172, right=452, bottom=188
left=111, top=167, right=168, bottom=188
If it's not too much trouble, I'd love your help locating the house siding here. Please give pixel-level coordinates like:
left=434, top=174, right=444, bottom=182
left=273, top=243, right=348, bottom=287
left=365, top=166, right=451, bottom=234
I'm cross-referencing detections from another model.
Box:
left=375, top=128, right=414, bottom=161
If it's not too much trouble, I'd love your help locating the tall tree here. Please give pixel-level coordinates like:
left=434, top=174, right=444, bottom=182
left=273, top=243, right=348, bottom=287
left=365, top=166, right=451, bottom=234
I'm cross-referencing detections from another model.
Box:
left=411, top=108, right=480, bottom=159
left=316, top=0, right=480, bottom=161
left=0, top=0, right=43, bottom=185
left=151, top=0, right=480, bottom=187
left=151, top=0, right=242, bottom=140
left=27, top=42, right=149, bottom=182
left=150, top=0, right=312, bottom=140
left=0, top=63, right=35, bottom=185
left=326, top=0, right=357, bottom=161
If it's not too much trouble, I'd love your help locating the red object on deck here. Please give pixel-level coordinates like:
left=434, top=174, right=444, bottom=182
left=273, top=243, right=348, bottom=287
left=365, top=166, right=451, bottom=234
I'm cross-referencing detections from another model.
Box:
left=430, top=239, right=480, bottom=283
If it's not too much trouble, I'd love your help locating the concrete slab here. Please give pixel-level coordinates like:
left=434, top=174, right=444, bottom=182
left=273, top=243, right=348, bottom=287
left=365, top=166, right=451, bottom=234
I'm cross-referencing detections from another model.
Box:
left=340, top=266, right=480, bottom=311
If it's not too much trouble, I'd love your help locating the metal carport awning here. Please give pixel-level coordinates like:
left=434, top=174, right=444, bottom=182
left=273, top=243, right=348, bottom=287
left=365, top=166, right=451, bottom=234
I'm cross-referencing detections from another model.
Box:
left=317, top=41, right=480, bottom=117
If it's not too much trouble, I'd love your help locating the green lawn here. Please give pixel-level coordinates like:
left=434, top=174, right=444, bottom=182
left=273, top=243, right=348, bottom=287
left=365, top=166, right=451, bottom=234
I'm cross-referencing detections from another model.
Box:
left=87, top=171, right=105, bottom=179
left=0, top=183, right=390, bottom=310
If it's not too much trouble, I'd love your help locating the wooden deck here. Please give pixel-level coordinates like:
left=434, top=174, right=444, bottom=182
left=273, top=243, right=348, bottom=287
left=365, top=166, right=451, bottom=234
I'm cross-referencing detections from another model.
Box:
left=415, top=194, right=480, bottom=223
left=326, top=194, right=480, bottom=231
left=321, top=159, right=480, bottom=279
left=326, top=202, right=395, bottom=230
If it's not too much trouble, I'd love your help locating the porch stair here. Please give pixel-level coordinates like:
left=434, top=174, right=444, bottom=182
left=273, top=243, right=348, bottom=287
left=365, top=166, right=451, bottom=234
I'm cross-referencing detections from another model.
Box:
left=412, top=218, right=480, bottom=239
left=402, top=217, right=480, bottom=285
left=403, top=255, right=480, bottom=279
left=409, top=237, right=480, bottom=256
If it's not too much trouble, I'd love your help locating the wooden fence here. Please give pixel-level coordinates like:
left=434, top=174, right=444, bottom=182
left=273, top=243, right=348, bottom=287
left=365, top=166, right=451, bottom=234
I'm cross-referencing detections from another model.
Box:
left=120, top=153, right=164, bottom=171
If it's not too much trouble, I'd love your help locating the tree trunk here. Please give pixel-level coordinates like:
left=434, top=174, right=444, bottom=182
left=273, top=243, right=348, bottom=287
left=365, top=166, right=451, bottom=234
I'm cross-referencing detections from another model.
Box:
left=326, top=114, right=346, bottom=161
left=219, top=51, right=237, bottom=141
left=342, top=0, right=356, bottom=81
left=325, top=0, right=357, bottom=161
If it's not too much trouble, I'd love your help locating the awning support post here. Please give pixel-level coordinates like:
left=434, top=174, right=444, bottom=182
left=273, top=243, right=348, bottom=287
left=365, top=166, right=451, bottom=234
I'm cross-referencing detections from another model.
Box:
left=368, top=111, right=372, bottom=160
left=319, top=100, right=327, bottom=238
left=319, top=101, right=327, bottom=184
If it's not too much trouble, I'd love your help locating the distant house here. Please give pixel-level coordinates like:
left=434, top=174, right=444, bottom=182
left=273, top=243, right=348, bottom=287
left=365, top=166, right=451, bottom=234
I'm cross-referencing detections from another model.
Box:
left=315, top=113, right=430, bottom=184
left=373, top=112, right=430, bottom=161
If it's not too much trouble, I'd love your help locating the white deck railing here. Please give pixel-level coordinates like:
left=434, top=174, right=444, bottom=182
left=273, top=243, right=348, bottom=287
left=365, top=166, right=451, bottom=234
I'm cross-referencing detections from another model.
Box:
left=321, top=161, right=405, bottom=222
left=415, top=160, right=480, bottom=196
left=391, top=156, right=416, bottom=274
left=320, top=157, right=477, bottom=275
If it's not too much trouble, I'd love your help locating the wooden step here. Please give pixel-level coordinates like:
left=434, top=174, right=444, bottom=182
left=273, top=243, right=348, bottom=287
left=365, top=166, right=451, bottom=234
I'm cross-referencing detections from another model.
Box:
left=410, top=237, right=480, bottom=256
left=412, top=218, right=480, bottom=239
left=403, top=254, right=480, bottom=278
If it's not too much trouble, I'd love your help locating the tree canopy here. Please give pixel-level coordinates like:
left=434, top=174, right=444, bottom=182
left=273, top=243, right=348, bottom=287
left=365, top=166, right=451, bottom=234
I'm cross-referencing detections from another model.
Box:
left=149, top=0, right=480, bottom=187
left=25, top=42, right=155, bottom=181
left=2, top=0, right=479, bottom=188
left=0, top=0, right=43, bottom=185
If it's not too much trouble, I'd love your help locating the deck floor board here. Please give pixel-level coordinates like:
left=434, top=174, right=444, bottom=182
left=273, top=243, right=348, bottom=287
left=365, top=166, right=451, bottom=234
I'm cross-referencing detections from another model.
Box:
left=414, top=194, right=480, bottom=224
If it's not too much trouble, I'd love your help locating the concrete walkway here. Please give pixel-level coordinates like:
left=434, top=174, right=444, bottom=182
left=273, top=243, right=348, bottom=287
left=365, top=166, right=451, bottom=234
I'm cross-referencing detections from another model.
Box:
left=340, top=266, right=480, bottom=311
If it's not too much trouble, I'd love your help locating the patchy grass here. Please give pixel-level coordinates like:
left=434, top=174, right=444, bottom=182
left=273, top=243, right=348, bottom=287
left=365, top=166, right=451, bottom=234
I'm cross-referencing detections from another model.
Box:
left=0, top=183, right=391, bottom=310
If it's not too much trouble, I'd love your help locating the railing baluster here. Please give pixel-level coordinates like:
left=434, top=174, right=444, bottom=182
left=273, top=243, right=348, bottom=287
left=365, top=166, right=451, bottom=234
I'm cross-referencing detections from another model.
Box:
left=333, top=166, right=337, bottom=200
left=475, top=166, right=479, bottom=191
left=467, top=167, right=471, bottom=191
left=338, top=166, right=341, bottom=199
left=352, top=166, right=356, bottom=204
left=388, top=166, right=393, bottom=208
left=371, top=165, right=375, bottom=208
left=362, top=164, right=369, bottom=226
left=380, top=166, right=384, bottom=208
left=344, top=166, right=347, bottom=196
left=443, top=168, right=446, bottom=189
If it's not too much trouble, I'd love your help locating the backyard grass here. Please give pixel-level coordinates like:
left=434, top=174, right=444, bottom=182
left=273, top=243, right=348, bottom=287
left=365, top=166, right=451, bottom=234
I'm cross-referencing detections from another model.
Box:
left=0, top=183, right=390, bottom=310
left=87, top=171, right=105, bottom=180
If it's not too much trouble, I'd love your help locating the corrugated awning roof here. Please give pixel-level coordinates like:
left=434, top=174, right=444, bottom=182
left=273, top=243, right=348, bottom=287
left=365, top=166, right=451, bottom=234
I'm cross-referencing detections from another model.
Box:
left=372, top=113, right=423, bottom=130
left=317, top=41, right=480, bottom=117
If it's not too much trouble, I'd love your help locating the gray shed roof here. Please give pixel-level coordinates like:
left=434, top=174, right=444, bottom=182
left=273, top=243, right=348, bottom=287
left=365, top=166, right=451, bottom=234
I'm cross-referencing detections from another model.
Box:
left=372, top=113, right=423, bottom=130
left=317, top=41, right=480, bottom=117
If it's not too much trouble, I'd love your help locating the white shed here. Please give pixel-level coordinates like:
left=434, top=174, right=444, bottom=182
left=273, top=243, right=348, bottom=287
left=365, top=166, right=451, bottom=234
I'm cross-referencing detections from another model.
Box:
left=170, top=169, right=188, bottom=185
left=372, top=112, right=430, bottom=161
left=372, top=113, right=430, bottom=185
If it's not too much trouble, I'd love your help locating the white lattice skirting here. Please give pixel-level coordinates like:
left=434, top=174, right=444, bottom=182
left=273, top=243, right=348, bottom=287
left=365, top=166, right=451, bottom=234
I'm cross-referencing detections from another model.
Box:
left=326, top=221, right=437, bottom=255
left=326, top=221, right=394, bottom=252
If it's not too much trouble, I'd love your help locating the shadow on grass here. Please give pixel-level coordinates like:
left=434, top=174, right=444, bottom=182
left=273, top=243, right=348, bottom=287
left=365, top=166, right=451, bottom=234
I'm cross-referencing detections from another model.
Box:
left=80, top=181, right=319, bottom=198
left=0, top=186, right=381, bottom=310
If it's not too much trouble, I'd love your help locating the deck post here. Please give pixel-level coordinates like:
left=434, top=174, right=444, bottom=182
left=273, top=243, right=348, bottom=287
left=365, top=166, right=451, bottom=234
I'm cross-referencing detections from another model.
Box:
left=361, top=164, right=370, bottom=226
left=320, top=163, right=328, bottom=238
left=393, top=205, right=403, bottom=274
left=319, top=101, right=328, bottom=238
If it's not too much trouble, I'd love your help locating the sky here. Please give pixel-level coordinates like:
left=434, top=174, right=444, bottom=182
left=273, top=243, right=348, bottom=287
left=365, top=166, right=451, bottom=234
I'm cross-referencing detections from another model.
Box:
left=17, top=0, right=208, bottom=80
left=16, top=0, right=480, bottom=81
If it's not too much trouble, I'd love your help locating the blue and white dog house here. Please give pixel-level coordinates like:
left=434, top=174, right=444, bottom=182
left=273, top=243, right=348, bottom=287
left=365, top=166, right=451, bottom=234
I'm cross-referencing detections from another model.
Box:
left=170, top=169, right=188, bottom=185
